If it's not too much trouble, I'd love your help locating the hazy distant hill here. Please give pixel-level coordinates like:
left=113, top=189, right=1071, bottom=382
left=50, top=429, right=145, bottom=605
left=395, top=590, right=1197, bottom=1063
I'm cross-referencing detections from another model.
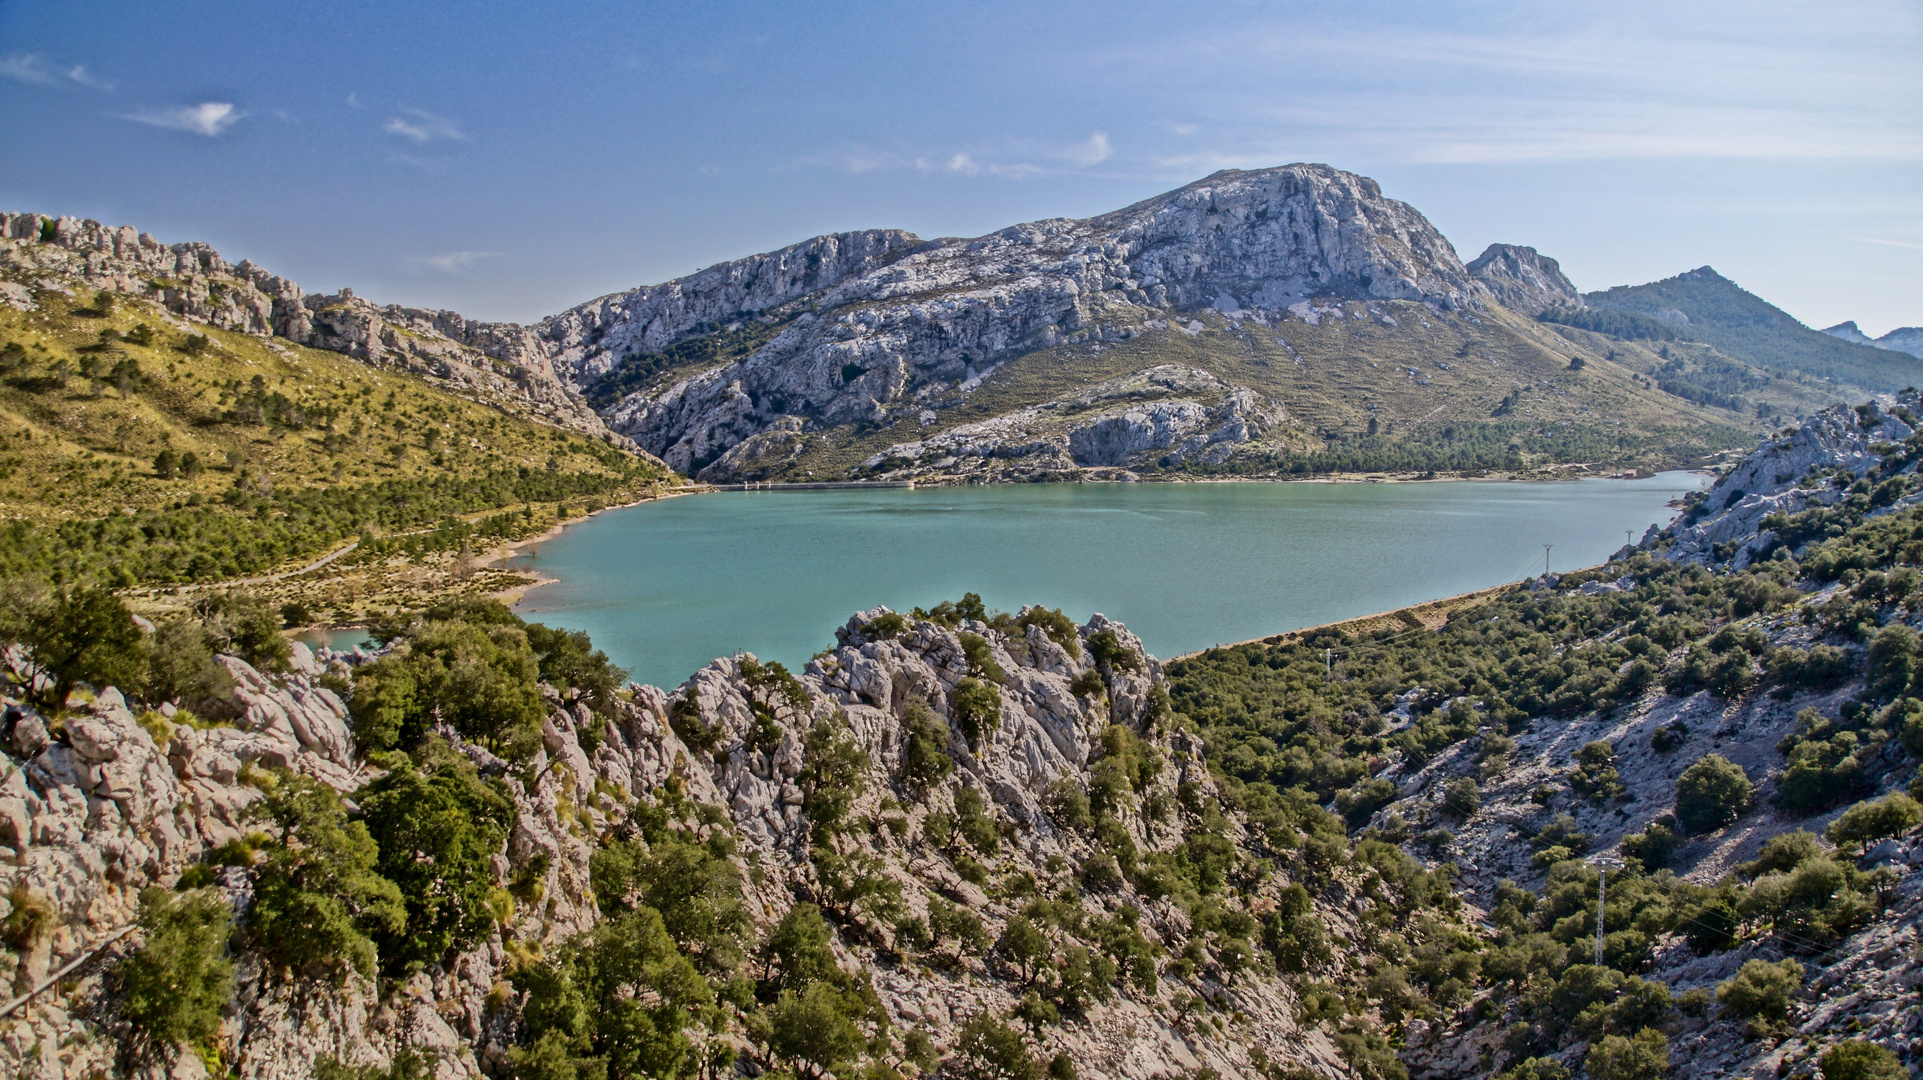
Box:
left=1578, top=267, right=1923, bottom=391
left=1823, top=320, right=1923, bottom=360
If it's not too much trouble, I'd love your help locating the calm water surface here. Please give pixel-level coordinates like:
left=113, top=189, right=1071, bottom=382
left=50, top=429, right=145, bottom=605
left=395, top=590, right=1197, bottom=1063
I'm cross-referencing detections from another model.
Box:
left=510, top=475, right=1707, bottom=689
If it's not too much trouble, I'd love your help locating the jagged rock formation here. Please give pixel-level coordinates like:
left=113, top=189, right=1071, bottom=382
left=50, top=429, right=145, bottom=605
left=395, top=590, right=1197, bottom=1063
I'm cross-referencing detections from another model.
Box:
left=0, top=213, right=620, bottom=443
left=1465, top=244, right=1583, bottom=316
left=1823, top=322, right=1923, bottom=360
left=571, top=165, right=1486, bottom=474
left=0, top=613, right=1357, bottom=1080
left=1655, top=395, right=1922, bottom=567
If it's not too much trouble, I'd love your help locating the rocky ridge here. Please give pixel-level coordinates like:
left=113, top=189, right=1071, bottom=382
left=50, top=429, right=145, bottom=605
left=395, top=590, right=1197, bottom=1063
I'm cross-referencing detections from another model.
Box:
left=0, top=609, right=1362, bottom=1080
left=1822, top=322, right=1923, bottom=361
left=0, top=213, right=620, bottom=443
left=571, top=165, right=1492, bottom=475
left=1464, top=245, right=1583, bottom=317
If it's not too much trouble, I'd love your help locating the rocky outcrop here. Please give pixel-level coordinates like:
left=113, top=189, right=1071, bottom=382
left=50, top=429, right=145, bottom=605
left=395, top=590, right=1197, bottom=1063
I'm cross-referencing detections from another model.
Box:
left=1655, top=395, right=1922, bottom=566
left=1465, top=243, right=1583, bottom=315
left=0, top=608, right=1353, bottom=1080
left=540, top=230, right=920, bottom=389
left=1824, top=322, right=1923, bottom=360
left=582, top=165, right=1484, bottom=473
left=0, top=213, right=621, bottom=443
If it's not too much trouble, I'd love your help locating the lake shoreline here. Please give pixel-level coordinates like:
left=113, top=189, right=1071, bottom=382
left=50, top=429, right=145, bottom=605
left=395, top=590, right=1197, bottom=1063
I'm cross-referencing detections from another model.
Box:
left=503, top=472, right=1705, bottom=689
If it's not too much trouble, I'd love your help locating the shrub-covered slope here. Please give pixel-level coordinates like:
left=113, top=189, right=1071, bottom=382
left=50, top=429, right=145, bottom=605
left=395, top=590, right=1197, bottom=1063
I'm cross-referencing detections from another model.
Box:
left=3, top=392, right=1923, bottom=1080
left=0, top=265, right=670, bottom=592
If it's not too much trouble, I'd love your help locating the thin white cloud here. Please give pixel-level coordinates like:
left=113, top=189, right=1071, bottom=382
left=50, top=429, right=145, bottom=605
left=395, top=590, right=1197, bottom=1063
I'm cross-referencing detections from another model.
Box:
left=0, top=54, right=58, bottom=85
left=820, top=131, right=1116, bottom=179
left=1854, top=237, right=1923, bottom=251
left=407, top=251, right=500, bottom=274
left=1, top=53, right=111, bottom=90
left=384, top=106, right=466, bottom=143
left=122, top=102, right=242, bottom=137
left=65, top=64, right=111, bottom=91
left=345, top=92, right=362, bottom=109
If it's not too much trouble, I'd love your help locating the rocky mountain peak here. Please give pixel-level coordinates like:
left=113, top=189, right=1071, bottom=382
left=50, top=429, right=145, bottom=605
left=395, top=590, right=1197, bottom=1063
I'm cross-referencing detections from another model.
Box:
left=1465, top=243, right=1583, bottom=315
left=1822, top=320, right=1874, bottom=345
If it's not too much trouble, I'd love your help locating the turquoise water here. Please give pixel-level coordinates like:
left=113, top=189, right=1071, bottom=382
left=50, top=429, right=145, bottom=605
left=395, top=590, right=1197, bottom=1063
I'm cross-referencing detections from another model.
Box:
left=509, top=475, right=1707, bottom=690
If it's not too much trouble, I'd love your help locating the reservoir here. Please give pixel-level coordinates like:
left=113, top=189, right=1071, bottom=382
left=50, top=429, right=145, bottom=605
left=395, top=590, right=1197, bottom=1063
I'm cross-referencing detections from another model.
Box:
left=509, top=474, right=1707, bottom=690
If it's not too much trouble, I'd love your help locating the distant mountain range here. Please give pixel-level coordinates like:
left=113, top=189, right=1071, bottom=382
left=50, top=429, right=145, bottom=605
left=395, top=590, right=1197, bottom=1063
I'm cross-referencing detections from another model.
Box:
left=6, top=165, right=1915, bottom=482
left=1821, top=320, right=1923, bottom=359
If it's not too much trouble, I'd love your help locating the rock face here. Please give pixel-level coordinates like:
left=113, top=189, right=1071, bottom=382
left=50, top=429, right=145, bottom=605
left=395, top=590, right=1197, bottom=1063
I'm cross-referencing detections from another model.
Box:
left=568, top=165, right=1486, bottom=474
left=0, top=612, right=1349, bottom=1080
left=1655, top=394, right=1922, bottom=567
left=0, top=213, right=619, bottom=442
left=1465, top=244, right=1583, bottom=315
left=1825, top=322, right=1923, bottom=360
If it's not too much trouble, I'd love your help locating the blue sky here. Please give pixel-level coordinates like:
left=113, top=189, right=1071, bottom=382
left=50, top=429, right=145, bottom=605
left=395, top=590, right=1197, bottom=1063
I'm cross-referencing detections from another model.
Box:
left=3, top=0, right=1918, bottom=333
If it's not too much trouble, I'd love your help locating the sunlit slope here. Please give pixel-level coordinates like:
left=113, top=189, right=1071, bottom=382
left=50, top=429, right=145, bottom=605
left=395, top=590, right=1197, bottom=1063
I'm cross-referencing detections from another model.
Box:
left=0, top=281, right=669, bottom=586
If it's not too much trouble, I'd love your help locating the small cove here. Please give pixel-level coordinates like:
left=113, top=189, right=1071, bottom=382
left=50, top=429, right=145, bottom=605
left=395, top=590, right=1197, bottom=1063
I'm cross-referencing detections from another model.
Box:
left=509, top=474, right=1707, bottom=689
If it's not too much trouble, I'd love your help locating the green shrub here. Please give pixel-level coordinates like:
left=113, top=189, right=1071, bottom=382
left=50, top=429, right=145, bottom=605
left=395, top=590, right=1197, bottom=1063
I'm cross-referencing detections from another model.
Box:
left=1819, top=1041, right=1909, bottom=1080
left=1044, top=778, right=1091, bottom=833
left=350, top=618, right=546, bottom=760
left=901, top=700, right=954, bottom=789
left=1827, top=792, right=1923, bottom=850
left=115, top=888, right=233, bottom=1050
left=865, top=611, right=908, bottom=639
left=1621, top=822, right=1678, bottom=870
left=768, top=983, right=866, bottom=1078
left=1675, top=755, right=1750, bottom=833
left=190, top=590, right=291, bottom=673
left=1496, top=1058, right=1569, bottom=1080
left=928, top=897, right=990, bottom=956
left=12, top=584, right=145, bottom=709
left=144, top=616, right=234, bottom=706
left=356, top=744, right=515, bottom=973
left=948, top=1013, right=1043, bottom=1080
left=1584, top=1030, right=1668, bottom=1080
left=959, top=632, right=1007, bottom=682
left=246, top=771, right=406, bottom=980
left=800, top=717, right=868, bottom=841
left=1716, top=958, right=1803, bottom=1021
left=511, top=906, right=714, bottom=1080
left=1017, top=607, right=1081, bottom=659
left=951, top=678, right=1001, bottom=747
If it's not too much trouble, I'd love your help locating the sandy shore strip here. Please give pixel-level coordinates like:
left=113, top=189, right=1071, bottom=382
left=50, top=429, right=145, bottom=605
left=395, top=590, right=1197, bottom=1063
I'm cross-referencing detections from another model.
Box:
left=483, top=485, right=706, bottom=606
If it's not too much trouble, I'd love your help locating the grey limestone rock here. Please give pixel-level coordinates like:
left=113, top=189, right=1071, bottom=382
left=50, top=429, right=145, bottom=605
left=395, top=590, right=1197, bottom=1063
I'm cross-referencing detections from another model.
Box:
left=1465, top=243, right=1583, bottom=315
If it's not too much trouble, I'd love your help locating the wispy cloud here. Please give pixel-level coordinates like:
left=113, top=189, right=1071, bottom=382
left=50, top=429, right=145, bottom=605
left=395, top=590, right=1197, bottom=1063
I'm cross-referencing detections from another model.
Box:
left=65, top=64, right=111, bottom=91
left=388, top=152, right=451, bottom=173
left=821, top=131, right=1115, bottom=179
left=1, top=53, right=112, bottom=90
left=407, top=251, right=499, bottom=274
left=384, top=106, right=465, bottom=143
left=1854, top=237, right=1923, bottom=251
left=121, top=102, right=242, bottom=136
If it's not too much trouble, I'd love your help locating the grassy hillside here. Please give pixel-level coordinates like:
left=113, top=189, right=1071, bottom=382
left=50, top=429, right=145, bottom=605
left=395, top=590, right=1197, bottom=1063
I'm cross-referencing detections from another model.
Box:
left=732, top=299, right=1835, bottom=482
left=0, top=281, right=672, bottom=599
left=1575, top=267, right=1923, bottom=393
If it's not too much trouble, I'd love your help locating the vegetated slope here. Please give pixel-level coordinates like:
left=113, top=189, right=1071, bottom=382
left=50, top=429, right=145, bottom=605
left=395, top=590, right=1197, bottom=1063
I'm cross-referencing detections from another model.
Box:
left=0, top=212, right=615, bottom=440
left=1170, top=393, right=1923, bottom=1080
left=4, top=392, right=1923, bottom=1080
left=540, top=167, right=1826, bottom=483
left=1574, top=267, right=1923, bottom=392
left=0, top=273, right=670, bottom=590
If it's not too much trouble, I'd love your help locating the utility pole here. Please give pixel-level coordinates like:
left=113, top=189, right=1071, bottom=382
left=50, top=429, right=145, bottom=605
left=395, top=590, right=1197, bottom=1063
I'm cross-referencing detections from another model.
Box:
left=1543, top=544, right=1553, bottom=578
left=1324, top=648, right=1333, bottom=681
left=1590, top=856, right=1622, bottom=965
left=1625, top=529, right=1633, bottom=549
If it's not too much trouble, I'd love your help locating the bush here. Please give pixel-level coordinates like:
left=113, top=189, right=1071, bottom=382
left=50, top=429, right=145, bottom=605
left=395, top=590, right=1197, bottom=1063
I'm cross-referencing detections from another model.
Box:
left=246, top=771, right=406, bottom=980
left=13, top=585, right=145, bottom=709
left=1621, top=822, right=1678, bottom=870
left=115, top=888, right=233, bottom=1050
left=901, top=700, right=954, bottom=789
left=1827, top=793, right=1923, bottom=850
left=350, top=618, right=547, bottom=760
left=1820, top=1041, right=1909, bottom=1080
left=768, top=983, right=866, bottom=1078
left=948, top=1013, right=1043, bottom=1080
left=951, top=678, right=1001, bottom=747
left=1675, top=755, right=1751, bottom=833
left=1716, top=958, right=1804, bottom=1021
left=355, top=743, right=515, bottom=973
left=1585, top=1030, right=1669, bottom=1080
left=190, top=591, right=291, bottom=673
